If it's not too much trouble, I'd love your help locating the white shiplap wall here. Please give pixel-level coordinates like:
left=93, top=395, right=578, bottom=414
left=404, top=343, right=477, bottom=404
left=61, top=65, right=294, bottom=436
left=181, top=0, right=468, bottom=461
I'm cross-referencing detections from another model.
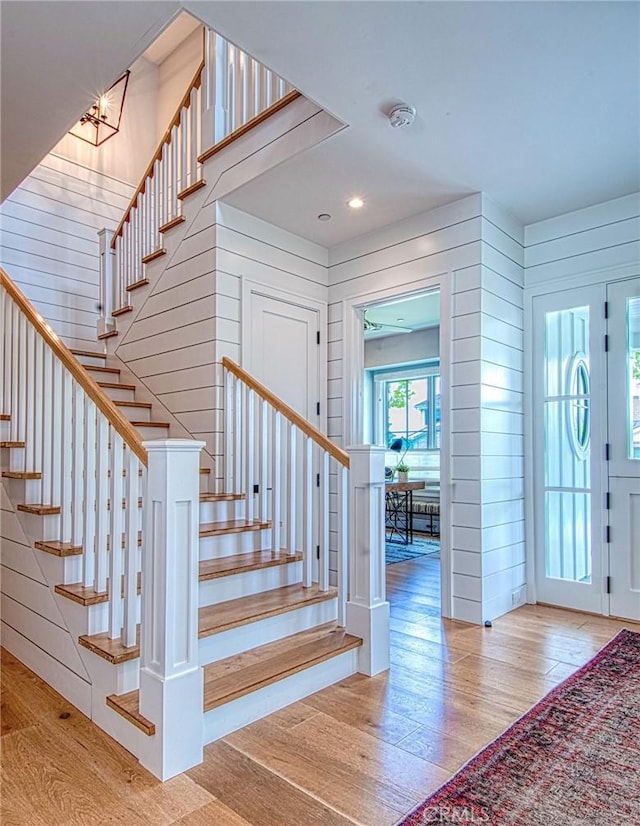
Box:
left=0, top=154, right=134, bottom=349
left=1, top=482, right=92, bottom=714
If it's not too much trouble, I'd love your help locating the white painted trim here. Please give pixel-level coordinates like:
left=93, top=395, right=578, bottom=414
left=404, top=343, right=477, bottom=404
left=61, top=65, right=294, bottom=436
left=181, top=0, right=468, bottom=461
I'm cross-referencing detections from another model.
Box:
left=525, top=261, right=640, bottom=294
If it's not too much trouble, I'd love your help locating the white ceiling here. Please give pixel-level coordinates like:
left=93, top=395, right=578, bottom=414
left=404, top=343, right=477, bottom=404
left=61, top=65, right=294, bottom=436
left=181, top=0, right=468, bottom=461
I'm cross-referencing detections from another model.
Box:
left=365, top=293, right=440, bottom=339
left=184, top=0, right=640, bottom=245
left=143, top=11, right=201, bottom=66
left=2, top=2, right=638, bottom=247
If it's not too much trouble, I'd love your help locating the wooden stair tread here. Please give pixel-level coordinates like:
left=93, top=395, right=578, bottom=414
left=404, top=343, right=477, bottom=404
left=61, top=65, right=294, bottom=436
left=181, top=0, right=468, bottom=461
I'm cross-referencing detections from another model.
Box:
left=35, top=540, right=82, bottom=557
left=78, top=630, right=140, bottom=664
left=200, top=467, right=211, bottom=475
left=200, top=492, right=245, bottom=502
left=17, top=504, right=60, bottom=515
left=85, top=365, right=120, bottom=375
left=112, top=306, right=133, bottom=317
left=159, top=215, right=185, bottom=233
left=125, top=279, right=149, bottom=292
left=55, top=583, right=108, bottom=605
left=199, top=550, right=302, bottom=581
left=2, top=470, right=42, bottom=479
left=199, top=518, right=270, bottom=537
left=98, top=382, right=136, bottom=391
left=177, top=179, right=206, bottom=200
left=198, top=584, right=337, bottom=638
left=131, top=420, right=169, bottom=428
left=106, top=691, right=155, bottom=736
left=70, top=349, right=106, bottom=359
left=114, top=400, right=151, bottom=409
left=0, top=413, right=11, bottom=420
left=98, top=330, right=118, bottom=340
left=0, top=441, right=25, bottom=448
left=141, top=248, right=166, bottom=264
left=203, top=624, right=361, bottom=711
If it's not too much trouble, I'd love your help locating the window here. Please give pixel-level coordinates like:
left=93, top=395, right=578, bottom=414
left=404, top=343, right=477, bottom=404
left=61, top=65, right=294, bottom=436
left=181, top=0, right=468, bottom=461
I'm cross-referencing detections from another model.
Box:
left=373, top=367, right=441, bottom=451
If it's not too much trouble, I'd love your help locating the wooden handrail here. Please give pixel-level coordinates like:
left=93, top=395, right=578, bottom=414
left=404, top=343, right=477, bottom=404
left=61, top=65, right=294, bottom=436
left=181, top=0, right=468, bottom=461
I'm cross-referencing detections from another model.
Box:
left=222, top=358, right=349, bottom=469
left=110, top=57, right=206, bottom=248
left=0, top=269, right=147, bottom=465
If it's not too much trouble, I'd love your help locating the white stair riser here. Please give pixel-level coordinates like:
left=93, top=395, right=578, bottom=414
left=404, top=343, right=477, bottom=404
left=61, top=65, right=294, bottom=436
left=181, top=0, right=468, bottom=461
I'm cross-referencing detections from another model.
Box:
left=75, top=355, right=107, bottom=369
left=19, top=512, right=60, bottom=541
left=199, top=499, right=245, bottom=522
left=198, top=528, right=271, bottom=559
left=3, top=477, right=42, bottom=502
left=0, top=421, right=10, bottom=440
left=85, top=368, right=121, bottom=384
left=199, top=561, right=303, bottom=606
left=198, top=596, right=338, bottom=665
left=102, top=386, right=136, bottom=403
left=118, top=405, right=151, bottom=423
left=203, top=647, right=358, bottom=744
left=135, top=426, right=169, bottom=440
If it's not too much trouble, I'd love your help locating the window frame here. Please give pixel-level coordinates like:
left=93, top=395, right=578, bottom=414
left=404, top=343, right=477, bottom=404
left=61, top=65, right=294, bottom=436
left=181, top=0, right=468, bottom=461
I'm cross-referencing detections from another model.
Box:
left=372, top=362, right=441, bottom=451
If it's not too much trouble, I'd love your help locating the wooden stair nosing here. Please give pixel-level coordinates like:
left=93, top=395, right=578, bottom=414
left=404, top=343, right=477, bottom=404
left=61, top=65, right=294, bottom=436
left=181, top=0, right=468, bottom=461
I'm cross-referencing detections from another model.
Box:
left=158, top=215, right=185, bottom=234
left=85, top=365, right=120, bottom=375
left=198, top=550, right=302, bottom=581
left=70, top=349, right=107, bottom=360
left=131, top=420, right=169, bottom=428
left=141, top=248, right=166, bottom=265
left=106, top=691, right=155, bottom=736
left=78, top=630, right=140, bottom=664
left=203, top=623, right=362, bottom=712
left=0, top=441, right=25, bottom=448
left=17, top=503, right=60, bottom=516
left=200, top=467, right=211, bottom=475
left=97, top=330, right=118, bottom=340
left=2, top=470, right=42, bottom=480
left=35, top=540, right=82, bottom=557
left=56, top=572, right=142, bottom=606
left=98, top=381, right=136, bottom=391
left=125, top=279, right=149, bottom=293
left=198, top=583, right=337, bottom=639
left=0, top=413, right=11, bottom=420
left=199, top=518, right=270, bottom=537
left=114, top=400, right=152, bottom=410
left=200, top=492, right=245, bottom=502
left=177, top=179, right=206, bottom=200
left=112, top=306, right=133, bottom=317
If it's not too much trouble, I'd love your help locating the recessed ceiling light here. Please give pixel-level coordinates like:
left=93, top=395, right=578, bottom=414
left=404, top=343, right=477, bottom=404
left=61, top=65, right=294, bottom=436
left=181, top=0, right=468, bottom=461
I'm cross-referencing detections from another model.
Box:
left=347, top=197, right=364, bottom=209
left=317, top=213, right=331, bottom=221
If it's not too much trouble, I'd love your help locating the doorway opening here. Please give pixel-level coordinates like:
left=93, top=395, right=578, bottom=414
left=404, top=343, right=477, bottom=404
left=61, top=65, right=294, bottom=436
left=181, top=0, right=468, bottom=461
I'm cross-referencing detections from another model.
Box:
left=361, top=290, right=442, bottom=614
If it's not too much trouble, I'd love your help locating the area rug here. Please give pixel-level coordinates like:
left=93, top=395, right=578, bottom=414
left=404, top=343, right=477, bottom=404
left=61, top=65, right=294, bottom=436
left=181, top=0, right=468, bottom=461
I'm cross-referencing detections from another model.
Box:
left=385, top=536, right=440, bottom=565
left=398, top=628, right=640, bottom=825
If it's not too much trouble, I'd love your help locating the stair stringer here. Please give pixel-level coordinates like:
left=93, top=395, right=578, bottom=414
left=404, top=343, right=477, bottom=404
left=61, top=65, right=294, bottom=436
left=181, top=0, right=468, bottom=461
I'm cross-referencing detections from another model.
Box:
left=0, top=478, right=148, bottom=761
left=110, top=96, right=343, bottom=475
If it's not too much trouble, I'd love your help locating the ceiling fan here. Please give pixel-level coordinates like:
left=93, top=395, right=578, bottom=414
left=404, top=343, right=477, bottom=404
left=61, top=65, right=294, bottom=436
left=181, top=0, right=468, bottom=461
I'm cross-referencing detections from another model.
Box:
left=363, top=310, right=412, bottom=334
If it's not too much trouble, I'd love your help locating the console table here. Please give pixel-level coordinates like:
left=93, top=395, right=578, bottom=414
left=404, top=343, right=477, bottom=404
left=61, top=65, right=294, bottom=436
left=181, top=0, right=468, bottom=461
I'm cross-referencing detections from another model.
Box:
left=385, top=480, right=425, bottom=545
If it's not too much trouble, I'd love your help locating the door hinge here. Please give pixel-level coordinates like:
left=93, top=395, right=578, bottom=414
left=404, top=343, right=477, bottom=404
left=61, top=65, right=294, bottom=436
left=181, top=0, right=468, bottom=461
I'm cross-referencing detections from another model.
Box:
left=606, top=525, right=611, bottom=543
left=253, top=483, right=259, bottom=494
left=316, top=401, right=320, bottom=416
left=316, top=330, right=320, bottom=345
left=316, top=544, right=320, bottom=560
left=606, top=576, right=612, bottom=594
left=604, top=301, right=609, bottom=320
left=604, top=334, right=609, bottom=352
left=605, top=491, right=611, bottom=510
left=605, top=443, right=610, bottom=461
left=316, top=473, right=320, bottom=487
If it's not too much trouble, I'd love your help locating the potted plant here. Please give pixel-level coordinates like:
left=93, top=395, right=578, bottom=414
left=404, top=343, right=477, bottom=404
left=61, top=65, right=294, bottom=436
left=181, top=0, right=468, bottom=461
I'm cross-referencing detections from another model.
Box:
left=396, top=462, right=410, bottom=482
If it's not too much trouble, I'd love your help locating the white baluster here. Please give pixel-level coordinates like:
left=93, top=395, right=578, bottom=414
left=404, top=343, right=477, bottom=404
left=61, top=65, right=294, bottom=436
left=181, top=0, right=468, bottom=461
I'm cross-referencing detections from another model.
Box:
left=59, top=369, right=73, bottom=542
left=245, top=389, right=255, bottom=522
left=24, top=324, right=36, bottom=471
left=259, top=399, right=268, bottom=521
left=272, top=410, right=282, bottom=551
left=161, top=142, right=169, bottom=229
left=337, top=465, right=349, bottom=626
left=50, top=359, right=62, bottom=505
left=95, top=418, right=110, bottom=596
left=180, top=109, right=188, bottom=193
left=40, top=345, right=53, bottom=486
left=303, top=436, right=313, bottom=587
left=98, top=228, right=115, bottom=336
left=109, top=432, right=124, bottom=638
left=16, top=311, right=26, bottom=448
left=189, top=86, right=198, bottom=186
left=170, top=126, right=179, bottom=219
left=0, top=286, right=4, bottom=415
left=212, top=31, right=229, bottom=143
left=235, top=49, right=244, bottom=129
left=123, top=450, right=139, bottom=648
left=82, top=398, right=97, bottom=587
left=224, top=369, right=234, bottom=491
left=233, top=378, right=242, bottom=491
left=228, top=45, right=237, bottom=133
left=32, top=336, right=43, bottom=496
left=153, top=159, right=161, bottom=250
left=286, top=423, right=297, bottom=554
left=71, top=382, right=85, bottom=548
left=319, top=451, right=330, bottom=591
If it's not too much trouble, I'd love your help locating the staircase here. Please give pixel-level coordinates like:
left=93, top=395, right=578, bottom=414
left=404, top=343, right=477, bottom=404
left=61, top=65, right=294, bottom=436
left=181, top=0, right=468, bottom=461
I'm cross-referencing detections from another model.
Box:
left=0, top=24, right=388, bottom=782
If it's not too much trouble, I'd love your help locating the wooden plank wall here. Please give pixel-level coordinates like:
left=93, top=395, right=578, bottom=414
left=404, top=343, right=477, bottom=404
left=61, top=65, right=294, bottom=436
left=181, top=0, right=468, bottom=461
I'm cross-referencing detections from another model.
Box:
left=0, top=154, right=134, bottom=350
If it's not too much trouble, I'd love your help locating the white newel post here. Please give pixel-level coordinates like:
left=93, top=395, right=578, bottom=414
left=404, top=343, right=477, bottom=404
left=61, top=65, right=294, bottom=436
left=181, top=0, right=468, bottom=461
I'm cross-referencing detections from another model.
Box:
left=202, top=28, right=229, bottom=149
left=98, top=228, right=116, bottom=337
left=139, top=439, right=205, bottom=780
left=345, top=445, right=390, bottom=676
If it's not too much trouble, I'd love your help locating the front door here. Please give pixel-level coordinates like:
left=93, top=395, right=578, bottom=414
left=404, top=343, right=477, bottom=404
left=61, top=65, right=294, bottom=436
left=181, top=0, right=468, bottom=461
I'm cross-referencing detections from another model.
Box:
left=607, top=277, right=640, bottom=621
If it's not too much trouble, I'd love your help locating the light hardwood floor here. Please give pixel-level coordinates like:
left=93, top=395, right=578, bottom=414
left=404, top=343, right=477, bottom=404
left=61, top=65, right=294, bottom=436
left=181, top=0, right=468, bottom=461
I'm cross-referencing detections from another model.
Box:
left=2, top=555, right=639, bottom=825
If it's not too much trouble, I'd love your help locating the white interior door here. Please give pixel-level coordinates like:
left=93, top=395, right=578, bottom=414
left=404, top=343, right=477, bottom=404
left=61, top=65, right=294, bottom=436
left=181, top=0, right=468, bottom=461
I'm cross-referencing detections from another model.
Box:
left=533, top=286, right=606, bottom=614
left=607, top=277, right=640, bottom=621
left=247, top=291, right=320, bottom=420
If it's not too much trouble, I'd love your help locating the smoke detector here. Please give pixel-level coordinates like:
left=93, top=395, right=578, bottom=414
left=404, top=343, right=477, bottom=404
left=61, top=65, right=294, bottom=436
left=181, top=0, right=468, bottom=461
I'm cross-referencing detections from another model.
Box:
left=388, top=105, right=416, bottom=129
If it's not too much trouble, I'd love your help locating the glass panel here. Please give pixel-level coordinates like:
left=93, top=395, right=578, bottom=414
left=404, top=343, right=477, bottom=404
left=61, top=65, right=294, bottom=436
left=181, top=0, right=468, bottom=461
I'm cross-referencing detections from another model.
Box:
left=385, top=376, right=440, bottom=450
left=543, top=306, right=591, bottom=583
left=627, top=297, right=640, bottom=460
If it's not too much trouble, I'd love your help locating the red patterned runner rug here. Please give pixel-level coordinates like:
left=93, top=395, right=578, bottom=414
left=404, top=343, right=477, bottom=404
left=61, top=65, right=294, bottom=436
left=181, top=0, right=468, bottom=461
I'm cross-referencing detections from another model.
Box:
left=399, top=629, right=640, bottom=826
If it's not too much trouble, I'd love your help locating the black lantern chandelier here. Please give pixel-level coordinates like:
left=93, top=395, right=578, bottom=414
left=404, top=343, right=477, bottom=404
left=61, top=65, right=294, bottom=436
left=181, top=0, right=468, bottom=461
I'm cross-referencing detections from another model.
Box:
left=68, top=70, right=130, bottom=147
